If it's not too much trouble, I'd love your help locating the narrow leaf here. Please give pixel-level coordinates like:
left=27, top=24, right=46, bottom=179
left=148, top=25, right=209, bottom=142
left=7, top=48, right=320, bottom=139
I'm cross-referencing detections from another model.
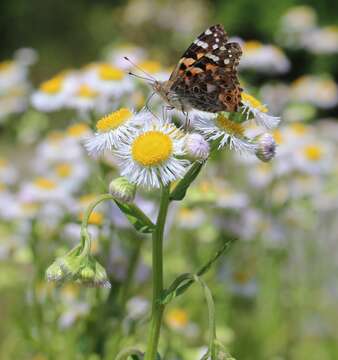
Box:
left=170, top=161, right=204, bottom=201
left=114, top=200, right=155, bottom=234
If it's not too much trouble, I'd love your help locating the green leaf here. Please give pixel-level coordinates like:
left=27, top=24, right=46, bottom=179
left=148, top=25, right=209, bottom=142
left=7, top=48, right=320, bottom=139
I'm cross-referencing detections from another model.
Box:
left=114, top=200, right=155, bottom=234
left=160, top=239, right=235, bottom=304
left=170, top=161, right=204, bottom=201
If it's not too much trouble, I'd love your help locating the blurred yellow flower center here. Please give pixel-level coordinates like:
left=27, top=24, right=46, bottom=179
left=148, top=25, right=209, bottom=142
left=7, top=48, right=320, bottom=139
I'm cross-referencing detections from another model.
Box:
left=67, top=123, right=90, bottom=137
left=243, top=40, right=262, bottom=52
left=272, top=129, right=283, bottom=145
left=138, top=60, right=161, bottom=74
left=291, top=122, right=308, bottom=135
left=166, top=308, right=188, bottom=328
left=96, top=108, right=132, bottom=132
left=79, top=211, right=103, bottom=225
left=242, top=93, right=268, bottom=112
left=216, top=115, right=244, bottom=137
left=0, top=61, right=13, bottom=72
left=233, top=271, right=251, bottom=284
left=46, top=131, right=64, bottom=144
left=132, top=131, right=173, bottom=166
left=40, top=76, right=64, bottom=94
left=77, top=84, right=97, bottom=98
left=304, top=145, right=323, bottom=161
left=98, top=64, right=124, bottom=81
left=34, top=177, right=57, bottom=190
left=0, top=158, right=8, bottom=168
left=79, top=194, right=97, bottom=206
left=55, top=163, right=72, bottom=177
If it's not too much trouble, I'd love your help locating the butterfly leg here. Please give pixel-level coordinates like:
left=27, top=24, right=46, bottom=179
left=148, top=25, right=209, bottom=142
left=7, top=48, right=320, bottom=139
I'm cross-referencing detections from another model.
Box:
left=183, top=111, right=191, bottom=130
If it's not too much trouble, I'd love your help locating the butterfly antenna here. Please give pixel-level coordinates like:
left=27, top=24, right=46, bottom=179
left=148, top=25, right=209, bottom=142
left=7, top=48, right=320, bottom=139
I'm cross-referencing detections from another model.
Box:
left=124, top=56, right=156, bottom=82
left=127, top=71, right=154, bottom=83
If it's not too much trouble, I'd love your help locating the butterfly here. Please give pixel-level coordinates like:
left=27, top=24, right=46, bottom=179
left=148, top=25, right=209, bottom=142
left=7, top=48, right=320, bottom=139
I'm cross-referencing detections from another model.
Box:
left=149, top=24, right=243, bottom=114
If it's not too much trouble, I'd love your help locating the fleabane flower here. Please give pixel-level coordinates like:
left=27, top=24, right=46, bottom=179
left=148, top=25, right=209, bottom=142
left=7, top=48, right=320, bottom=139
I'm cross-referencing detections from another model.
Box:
left=193, top=112, right=256, bottom=153
left=241, top=93, right=281, bottom=129
left=115, top=121, right=190, bottom=188
left=84, top=63, right=133, bottom=98
left=85, top=108, right=150, bottom=157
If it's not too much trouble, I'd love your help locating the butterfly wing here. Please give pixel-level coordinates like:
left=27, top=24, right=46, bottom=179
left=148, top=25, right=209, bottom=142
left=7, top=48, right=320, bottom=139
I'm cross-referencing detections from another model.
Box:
left=169, top=25, right=242, bottom=113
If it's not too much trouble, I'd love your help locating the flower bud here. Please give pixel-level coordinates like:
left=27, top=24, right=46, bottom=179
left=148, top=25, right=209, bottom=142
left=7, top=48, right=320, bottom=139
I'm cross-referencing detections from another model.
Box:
left=109, top=177, right=136, bottom=203
left=184, top=133, right=210, bottom=161
left=46, top=260, right=64, bottom=282
left=78, top=256, right=111, bottom=288
left=254, top=133, right=276, bottom=162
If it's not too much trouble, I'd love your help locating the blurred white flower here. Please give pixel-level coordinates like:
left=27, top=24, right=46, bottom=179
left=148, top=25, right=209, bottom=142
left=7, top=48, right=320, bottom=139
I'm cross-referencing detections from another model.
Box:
left=240, top=41, right=290, bottom=74
left=291, top=75, right=338, bottom=109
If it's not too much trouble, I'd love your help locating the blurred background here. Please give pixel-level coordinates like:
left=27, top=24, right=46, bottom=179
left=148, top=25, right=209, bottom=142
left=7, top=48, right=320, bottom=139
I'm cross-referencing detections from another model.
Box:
left=1, top=1, right=338, bottom=359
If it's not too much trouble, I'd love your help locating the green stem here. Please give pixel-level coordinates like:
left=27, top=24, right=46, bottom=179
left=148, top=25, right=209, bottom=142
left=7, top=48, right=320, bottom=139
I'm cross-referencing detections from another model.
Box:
left=144, top=185, right=171, bottom=360
left=80, top=193, right=114, bottom=238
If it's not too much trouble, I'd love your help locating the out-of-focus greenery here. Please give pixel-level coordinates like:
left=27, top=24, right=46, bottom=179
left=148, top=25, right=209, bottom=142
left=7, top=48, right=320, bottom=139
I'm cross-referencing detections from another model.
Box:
left=1, top=1, right=338, bottom=360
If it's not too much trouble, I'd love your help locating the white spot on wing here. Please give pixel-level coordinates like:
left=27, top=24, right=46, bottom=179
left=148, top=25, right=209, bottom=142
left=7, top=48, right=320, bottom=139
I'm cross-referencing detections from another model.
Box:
left=206, top=53, right=219, bottom=61
left=224, top=59, right=230, bottom=64
left=205, top=29, right=212, bottom=35
left=212, top=44, right=218, bottom=50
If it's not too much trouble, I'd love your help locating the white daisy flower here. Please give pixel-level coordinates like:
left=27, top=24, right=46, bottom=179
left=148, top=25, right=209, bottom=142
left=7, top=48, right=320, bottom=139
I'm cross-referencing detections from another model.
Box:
left=85, top=108, right=151, bottom=157
left=192, top=111, right=257, bottom=153
left=84, top=63, right=133, bottom=98
left=66, top=83, right=99, bottom=113
left=240, top=41, right=290, bottom=74
left=115, top=121, right=190, bottom=188
left=241, top=92, right=281, bottom=129
left=0, top=60, right=28, bottom=92
left=31, top=75, right=69, bottom=112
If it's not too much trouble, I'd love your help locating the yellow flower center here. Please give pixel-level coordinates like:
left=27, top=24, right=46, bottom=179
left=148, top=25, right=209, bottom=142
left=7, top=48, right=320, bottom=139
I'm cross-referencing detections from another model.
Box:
left=272, top=129, right=283, bottom=145
left=67, top=123, right=90, bottom=137
left=0, top=158, right=8, bottom=168
left=40, top=76, right=64, bottom=94
left=233, top=271, right=251, bottom=284
left=0, top=61, right=13, bottom=72
left=47, top=131, right=65, bottom=143
left=216, top=115, right=245, bottom=137
left=79, top=194, right=97, bottom=205
left=242, top=93, right=268, bottom=112
left=291, top=122, right=308, bottom=135
left=243, top=40, right=262, bottom=52
left=34, top=177, right=57, bottom=190
left=132, top=131, right=173, bottom=166
left=76, top=84, right=97, bottom=98
left=79, top=211, right=103, bottom=225
left=96, top=108, right=132, bottom=132
left=55, top=163, right=72, bottom=178
left=138, top=60, right=162, bottom=74
left=98, top=64, right=124, bottom=81
left=166, top=308, right=188, bottom=328
left=304, top=145, right=323, bottom=161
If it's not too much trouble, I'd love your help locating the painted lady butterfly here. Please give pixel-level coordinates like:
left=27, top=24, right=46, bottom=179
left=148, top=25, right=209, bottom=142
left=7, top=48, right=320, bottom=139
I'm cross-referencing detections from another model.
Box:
left=152, top=24, right=243, bottom=114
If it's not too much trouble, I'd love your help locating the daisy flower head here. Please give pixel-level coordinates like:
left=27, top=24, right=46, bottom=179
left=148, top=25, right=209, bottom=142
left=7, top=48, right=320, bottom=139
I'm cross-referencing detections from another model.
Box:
left=84, top=63, right=133, bottom=98
left=85, top=108, right=151, bottom=157
left=115, top=120, right=190, bottom=188
left=193, top=111, right=256, bottom=153
left=241, top=92, right=281, bottom=129
left=31, top=75, right=68, bottom=112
